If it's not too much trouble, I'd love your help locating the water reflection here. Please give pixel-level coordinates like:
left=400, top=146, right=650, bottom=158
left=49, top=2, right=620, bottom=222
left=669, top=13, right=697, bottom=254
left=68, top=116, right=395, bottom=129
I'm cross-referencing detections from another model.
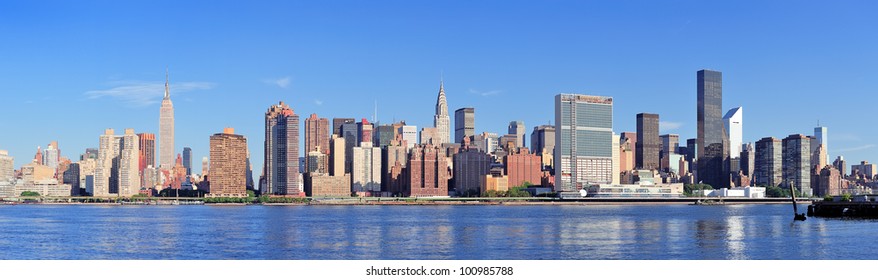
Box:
left=0, top=204, right=873, bottom=260
left=725, top=215, right=745, bottom=260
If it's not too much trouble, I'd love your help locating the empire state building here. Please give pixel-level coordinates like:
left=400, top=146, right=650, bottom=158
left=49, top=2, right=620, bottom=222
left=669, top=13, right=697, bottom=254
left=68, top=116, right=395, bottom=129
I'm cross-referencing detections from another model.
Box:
left=159, top=70, right=175, bottom=169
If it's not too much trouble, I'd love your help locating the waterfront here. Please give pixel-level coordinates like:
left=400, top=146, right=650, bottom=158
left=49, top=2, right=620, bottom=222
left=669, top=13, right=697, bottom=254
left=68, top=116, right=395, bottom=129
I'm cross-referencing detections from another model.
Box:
left=0, top=204, right=876, bottom=260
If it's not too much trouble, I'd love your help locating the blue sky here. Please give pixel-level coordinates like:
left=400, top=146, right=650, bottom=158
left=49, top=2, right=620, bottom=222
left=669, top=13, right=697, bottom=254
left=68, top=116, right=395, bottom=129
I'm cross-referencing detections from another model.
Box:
left=1, top=1, right=876, bottom=174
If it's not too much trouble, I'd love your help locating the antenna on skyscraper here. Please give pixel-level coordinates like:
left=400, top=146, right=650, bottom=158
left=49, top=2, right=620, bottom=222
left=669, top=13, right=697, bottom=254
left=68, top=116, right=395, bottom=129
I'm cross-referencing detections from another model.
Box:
left=374, top=100, right=378, bottom=123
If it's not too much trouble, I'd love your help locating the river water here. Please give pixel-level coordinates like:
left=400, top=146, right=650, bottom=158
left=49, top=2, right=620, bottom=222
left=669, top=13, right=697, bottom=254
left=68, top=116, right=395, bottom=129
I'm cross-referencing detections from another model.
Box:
left=0, top=204, right=874, bottom=260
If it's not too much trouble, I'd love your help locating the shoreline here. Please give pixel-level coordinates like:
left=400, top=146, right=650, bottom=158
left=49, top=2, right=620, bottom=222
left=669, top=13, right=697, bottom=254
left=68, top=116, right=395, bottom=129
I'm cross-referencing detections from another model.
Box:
left=1, top=198, right=808, bottom=206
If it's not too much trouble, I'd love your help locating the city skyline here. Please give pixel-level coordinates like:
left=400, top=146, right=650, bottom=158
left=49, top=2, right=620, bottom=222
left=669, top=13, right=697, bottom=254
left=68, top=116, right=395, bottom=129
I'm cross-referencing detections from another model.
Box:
left=2, top=1, right=877, bottom=177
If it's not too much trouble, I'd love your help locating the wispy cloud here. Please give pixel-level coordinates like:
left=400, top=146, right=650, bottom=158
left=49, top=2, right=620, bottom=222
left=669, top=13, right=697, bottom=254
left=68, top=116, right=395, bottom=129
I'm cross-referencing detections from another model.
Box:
left=264, top=77, right=291, bottom=89
left=660, top=121, right=683, bottom=132
left=468, top=89, right=502, bottom=96
left=836, top=145, right=876, bottom=153
left=314, top=99, right=323, bottom=106
left=85, top=81, right=215, bottom=107
left=833, top=133, right=861, bottom=142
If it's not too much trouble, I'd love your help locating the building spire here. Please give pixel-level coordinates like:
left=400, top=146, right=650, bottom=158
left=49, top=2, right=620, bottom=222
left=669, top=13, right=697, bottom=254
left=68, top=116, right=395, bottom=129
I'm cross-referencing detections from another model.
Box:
left=436, top=77, right=448, bottom=116
left=164, top=67, right=170, bottom=99
left=440, top=71, right=444, bottom=92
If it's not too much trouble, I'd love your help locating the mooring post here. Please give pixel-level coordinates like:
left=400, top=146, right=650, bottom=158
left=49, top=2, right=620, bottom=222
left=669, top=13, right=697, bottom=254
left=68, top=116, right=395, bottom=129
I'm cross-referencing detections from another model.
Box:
left=789, top=182, right=806, bottom=221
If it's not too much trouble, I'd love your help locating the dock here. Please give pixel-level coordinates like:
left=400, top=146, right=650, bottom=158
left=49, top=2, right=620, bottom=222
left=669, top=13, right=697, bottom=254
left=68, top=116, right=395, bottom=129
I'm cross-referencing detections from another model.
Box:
left=809, top=201, right=878, bottom=218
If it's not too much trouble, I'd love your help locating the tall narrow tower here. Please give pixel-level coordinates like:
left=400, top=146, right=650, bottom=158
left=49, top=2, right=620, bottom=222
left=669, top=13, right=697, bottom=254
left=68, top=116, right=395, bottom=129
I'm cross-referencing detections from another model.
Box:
left=159, top=69, right=175, bottom=169
left=264, top=101, right=301, bottom=196
left=434, top=80, right=451, bottom=144
left=696, top=69, right=728, bottom=188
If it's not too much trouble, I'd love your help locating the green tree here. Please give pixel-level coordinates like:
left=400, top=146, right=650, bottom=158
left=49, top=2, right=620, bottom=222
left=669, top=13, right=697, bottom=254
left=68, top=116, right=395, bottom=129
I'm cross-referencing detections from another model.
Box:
left=20, top=191, right=40, bottom=197
left=507, top=187, right=532, bottom=198
left=841, top=193, right=852, bottom=202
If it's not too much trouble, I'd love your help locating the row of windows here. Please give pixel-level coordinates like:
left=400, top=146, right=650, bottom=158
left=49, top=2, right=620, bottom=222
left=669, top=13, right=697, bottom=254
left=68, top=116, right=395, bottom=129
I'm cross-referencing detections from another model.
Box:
left=558, top=103, right=613, bottom=128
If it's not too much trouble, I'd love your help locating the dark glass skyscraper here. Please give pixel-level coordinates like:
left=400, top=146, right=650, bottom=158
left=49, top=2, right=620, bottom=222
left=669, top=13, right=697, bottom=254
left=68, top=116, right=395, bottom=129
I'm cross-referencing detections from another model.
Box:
left=182, top=147, right=192, bottom=176
left=697, top=69, right=729, bottom=188
left=635, top=113, right=660, bottom=170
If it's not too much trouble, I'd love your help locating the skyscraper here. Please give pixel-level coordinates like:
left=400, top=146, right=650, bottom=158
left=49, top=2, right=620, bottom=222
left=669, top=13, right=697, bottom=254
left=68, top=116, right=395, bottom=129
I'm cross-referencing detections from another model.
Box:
left=330, top=135, right=346, bottom=177
left=660, top=134, right=680, bottom=171
left=697, top=69, right=729, bottom=189
left=619, top=132, right=636, bottom=172
left=159, top=69, right=175, bottom=170
left=612, top=133, right=620, bottom=184
left=530, top=125, right=556, bottom=156
left=755, top=137, right=783, bottom=186
left=434, top=81, right=451, bottom=145
left=0, top=150, right=13, bottom=183
left=374, top=124, right=396, bottom=148
left=833, top=156, right=847, bottom=176
left=399, top=125, right=418, bottom=150
left=209, top=128, right=248, bottom=197
left=94, top=129, right=140, bottom=197
left=454, top=107, right=475, bottom=144
left=43, top=141, right=60, bottom=172
left=636, top=113, right=660, bottom=170
left=408, top=144, right=449, bottom=197
left=741, top=143, right=755, bottom=177
left=305, top=113, right=331, bottom=170
left=814, top=126, right=828, bottom=158
left=94, top=129, right=119, bottom=197
left=137, top=133, right=155, bottom=174
left=357, top=119, right=374, bottom=146
left=724, top=107, right=743, bottom=158
left=554, top=94, right=614, bottom=192
left=531, top=125, right=556, bottom=170
left=686, top=138, right=698, bottom=167
left=782, top=134, right=811, bottom=196
left=508, top=121, right=526, bottom=149
left=183, top=147, right=192, bottom=176
left=471, top=132, right=496, bottom=155
left=33, top=146, right=42, bottom=165
left=264, top=101, right=301, bottom=196
left=341, top=122, right=359, bottom=173
left=382, top=136, right=409, bottom=193
left=453, top=141, right=492, bottom=196
left=202, top=157, right=209, bottom=177
left=332, top=118, right=355, bottom=136
left=119, top=129, right=140, bottom=196
left=505, top=148, right=541, bottom=189
left=352, top=142, right=381, bottom=193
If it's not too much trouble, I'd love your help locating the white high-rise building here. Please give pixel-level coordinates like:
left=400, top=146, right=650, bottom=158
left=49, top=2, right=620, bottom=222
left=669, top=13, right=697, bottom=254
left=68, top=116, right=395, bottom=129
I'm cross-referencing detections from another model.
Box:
left=611, top=133, right=620, bottom=185
left=94, top=129, right=141, bottom=197
left=78, top=158, right=96, bottom=195
left=0, top=150, right=13, bottom=183
left=119, top=129, right=141, bottom=196
left=433, top=80, right=451, bottom=145
left=352, top=141, right=381, bottom=193
left=94, top=129, right=119, bottom=197
left=43, top=142, right=60, bottom=172
left=400, top=125, right=418, bottom=149
left=555, top=94, right=615, bottom=192
left=723, top=107, right=743, bottom=158
left=159, top=69, right=175, bottom=169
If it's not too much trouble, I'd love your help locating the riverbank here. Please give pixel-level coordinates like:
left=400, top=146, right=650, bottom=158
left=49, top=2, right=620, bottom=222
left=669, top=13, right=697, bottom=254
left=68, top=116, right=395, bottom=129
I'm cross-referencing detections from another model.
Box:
left=1, top=197, right=811, bottom=206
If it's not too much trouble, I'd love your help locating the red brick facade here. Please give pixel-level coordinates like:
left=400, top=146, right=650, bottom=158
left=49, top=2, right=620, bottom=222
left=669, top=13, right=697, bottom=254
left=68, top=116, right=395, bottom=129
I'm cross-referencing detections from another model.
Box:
left=407, top=144, right=449, bottom=197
